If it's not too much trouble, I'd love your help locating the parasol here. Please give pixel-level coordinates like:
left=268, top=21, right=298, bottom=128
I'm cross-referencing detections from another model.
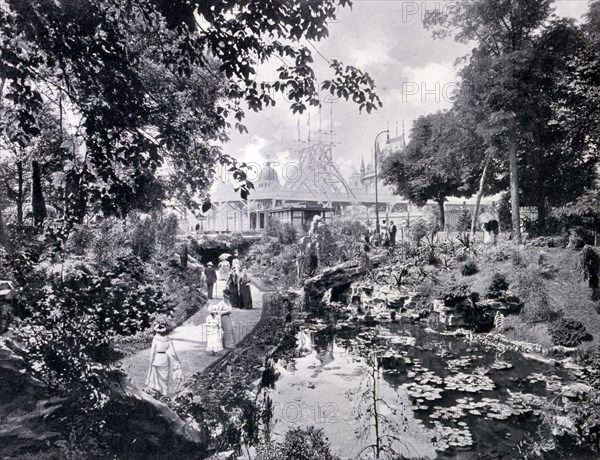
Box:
left=478, top=212, right=497, bottom=224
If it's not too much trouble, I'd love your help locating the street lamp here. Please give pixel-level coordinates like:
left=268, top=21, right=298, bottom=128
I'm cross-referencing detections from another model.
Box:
left=374, top=129, right=389, bottom=243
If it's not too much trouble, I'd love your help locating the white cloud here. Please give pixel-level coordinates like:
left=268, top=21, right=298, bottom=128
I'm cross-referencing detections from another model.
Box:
left=386, top=61, right=459, bottom=115
left=348, top=41, right=393, bottom=68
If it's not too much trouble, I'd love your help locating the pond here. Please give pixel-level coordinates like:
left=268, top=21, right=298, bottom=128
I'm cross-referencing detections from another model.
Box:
left=264, top=318, right=594, bottom=459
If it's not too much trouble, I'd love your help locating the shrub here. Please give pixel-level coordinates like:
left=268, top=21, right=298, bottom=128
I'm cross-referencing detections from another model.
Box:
left=409, top=218, right=428, bottom=245
left=580, top=245, right=600, bottom=300
left=497, top=192, right=512, bottom=232
left=256, top=426, right=340, bottom=460
left=156, top=213, right=179, bottom=250
left=513, top=269, right=561, bottom=323
left=460, top=260, right=479, bottom=276
left=487, top=273, right=509, bottom=297
left=456, top=208, right=472, bottom=232
left=89, top=218, right=131, bottom=268
left=481, top=242, right=511, bottom=263
left=511, top=247, right=526, bottom=267
left=548, top=318, right=593, bottom=347
left=14, top=254, right=172, bottom=404
left=281, top=222, right=298, bottom=245
left=455, top=251, right=468, bottom=263
left=66, top=224, right=96, bottom=255
left=129, top=215, right=157, bottom=261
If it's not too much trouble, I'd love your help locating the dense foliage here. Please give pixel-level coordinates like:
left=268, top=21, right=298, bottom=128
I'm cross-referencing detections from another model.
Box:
left=1, top=0, right=381, bottom=223
left=417, top=0, right=600, bottom=239
left=382, top=111, right=481, bottom=230
left=256, top=426, right=340, bottom=460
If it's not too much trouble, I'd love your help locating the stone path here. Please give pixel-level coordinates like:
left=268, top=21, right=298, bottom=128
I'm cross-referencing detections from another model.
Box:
left=120, top=279, right=264, bottom=389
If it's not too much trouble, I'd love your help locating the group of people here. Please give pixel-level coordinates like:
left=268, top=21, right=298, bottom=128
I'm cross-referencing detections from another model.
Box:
left=204, top=289, right=236, bottom=355
left=145, top=252, right=253, bottom=396
left=369, top=219, right=397, bottom=247
left=204, top=254, right=253, bottom=310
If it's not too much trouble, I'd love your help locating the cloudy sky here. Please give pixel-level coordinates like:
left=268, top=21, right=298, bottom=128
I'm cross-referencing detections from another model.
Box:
left=219, top=0, right=590, bottom=183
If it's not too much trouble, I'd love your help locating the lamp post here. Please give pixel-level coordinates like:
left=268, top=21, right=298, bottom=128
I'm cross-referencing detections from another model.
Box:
left=374, top=129, right=389, bottom=243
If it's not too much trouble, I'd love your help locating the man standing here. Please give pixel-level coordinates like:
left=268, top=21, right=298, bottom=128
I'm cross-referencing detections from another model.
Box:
left=389, top=221, right=397, bottom=246
left=205, top=262, right=217, bottom=299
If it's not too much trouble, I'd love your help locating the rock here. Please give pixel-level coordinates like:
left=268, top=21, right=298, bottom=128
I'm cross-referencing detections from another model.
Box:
left=303, top=255, right=386, bottom=309
left=0, top=338, right=209, bottom=458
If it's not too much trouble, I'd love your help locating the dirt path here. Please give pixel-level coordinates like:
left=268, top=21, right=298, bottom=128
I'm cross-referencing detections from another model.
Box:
left=120, top=280, right=264, bottom=389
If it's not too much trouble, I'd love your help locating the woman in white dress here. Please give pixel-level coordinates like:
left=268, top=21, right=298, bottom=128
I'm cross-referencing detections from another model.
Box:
left=145, top=324, right=183, bottom=397
left=205, top=305, right=223, bottom=355
left=218, top=258, right=230, bottom=294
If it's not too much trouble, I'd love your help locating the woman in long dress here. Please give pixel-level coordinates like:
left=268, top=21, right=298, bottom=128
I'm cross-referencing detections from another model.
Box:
left=239, top=269, right=253, bottom=309
left=217, top=259, right=230, bottom=296
left=217, top=293, right=236, bottom=348
left=205, top=306, right=223, bottom=355
left=145, top=324, right=183, bottom=397
left=226, top=268, right=241, bottom=309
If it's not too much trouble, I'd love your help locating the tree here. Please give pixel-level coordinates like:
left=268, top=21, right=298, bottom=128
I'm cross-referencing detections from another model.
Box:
left=31, top=160, right=47, bottom=228
left=382, top=111, right=480, bottom=230
left=425, top=0, right=556, bottom=243
left=551, top=1, right=600, bottom=196
left=1, top=0, right=381, bottom=225
left=553, top=188, right=600, bottom=246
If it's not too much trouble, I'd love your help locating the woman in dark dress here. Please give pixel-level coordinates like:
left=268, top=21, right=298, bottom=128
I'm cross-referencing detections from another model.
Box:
left=239, top=269, right=253, bottom=309
left=226, top=268, right=241, bottom=309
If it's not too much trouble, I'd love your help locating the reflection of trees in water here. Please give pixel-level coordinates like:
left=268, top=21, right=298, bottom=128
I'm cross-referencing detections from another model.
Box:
left=352, top=351, right=418, bottom=459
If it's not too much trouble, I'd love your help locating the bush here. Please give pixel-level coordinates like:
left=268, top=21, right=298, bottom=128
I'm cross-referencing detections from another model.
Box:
left=409, top=218, right=428, bottom=245
left=580, top=245, right=600, bottom=300
left=256, top=426, right=340, bottom=460
left=156, top=213, right=179, bottom=250
left=129, top=215, right=157, bottom=261
left=456, top=208, right=472, bottom=232
left=548, top=318, right=593, bottom=347
left=497, top=192, right=512, bottom=233
left=460, top=260, right=479, bottom=276
left=513, top=268, right=560, bottom=323
left=487, top=273, right=509, bottom=297
left=481, top=242, right=512, bottom=263
left=14, top=254, right=172, bottom=404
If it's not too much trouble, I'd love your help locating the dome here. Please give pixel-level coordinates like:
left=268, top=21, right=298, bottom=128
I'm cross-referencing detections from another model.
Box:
left=255, top=164, right=281, bottom=190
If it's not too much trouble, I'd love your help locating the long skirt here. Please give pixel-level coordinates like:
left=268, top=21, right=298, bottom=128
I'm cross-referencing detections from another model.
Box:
left=219, top=266, right=230, bottom=280
left=146, top=354, right=182, bottom=396
left=240, top=283, right=253, bottom=309
left=221, top=313, right=235, bottom=348
left=206, top=324, right=223, bottom=353
left=228, top=282, right=241, bottom=309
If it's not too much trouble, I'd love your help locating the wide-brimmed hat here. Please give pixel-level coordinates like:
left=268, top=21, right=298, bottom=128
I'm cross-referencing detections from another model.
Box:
left=154, top=323, right=167, bottom=333
left=222, top=289, right=231, bottom=298
left=207, top=262, right=213, bottom=266
left=208, top=304, right=219, bottom=313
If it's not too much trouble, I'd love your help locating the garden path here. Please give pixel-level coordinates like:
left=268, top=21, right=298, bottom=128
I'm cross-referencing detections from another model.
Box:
left=120, top=279, right=264, bottom=389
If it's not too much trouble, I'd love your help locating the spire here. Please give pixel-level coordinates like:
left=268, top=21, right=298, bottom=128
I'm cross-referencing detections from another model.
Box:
left=360, top=156, right=365, bottom=176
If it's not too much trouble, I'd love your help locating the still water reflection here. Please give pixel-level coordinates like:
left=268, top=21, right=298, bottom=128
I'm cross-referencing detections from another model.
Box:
left=265, top=320, right=591, bottom=459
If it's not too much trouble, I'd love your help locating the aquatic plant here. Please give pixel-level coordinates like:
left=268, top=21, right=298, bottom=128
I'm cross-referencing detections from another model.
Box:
left=444, top=372, right=495, bottom=392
